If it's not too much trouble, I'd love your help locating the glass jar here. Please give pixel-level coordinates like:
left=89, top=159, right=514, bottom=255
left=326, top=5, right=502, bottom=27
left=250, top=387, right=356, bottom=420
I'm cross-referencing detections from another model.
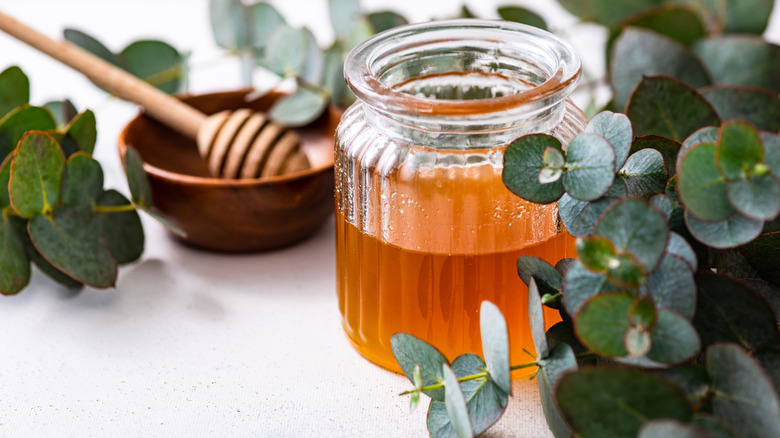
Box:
left=335, top=19, right=586, bottom=371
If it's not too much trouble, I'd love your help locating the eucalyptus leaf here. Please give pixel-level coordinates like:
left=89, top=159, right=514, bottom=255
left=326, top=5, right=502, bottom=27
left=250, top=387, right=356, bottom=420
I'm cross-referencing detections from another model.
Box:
left=694, top=273, right=779, bottom=351
left=502, top=134, right=565, bottom=204
left=479, top=301, right=510, bottom=396
left=9, top=131, right=64, bottom=218
left=576, top=235, right=616, bottom=273
left=685, top=210, right=763, bottom=249
left=666, top=232, right=697, bottom=271
left=264, top=25, right=308, bottom=77
left=739, top=231, right=780, bottom=284
left=606, top=252, right=647, bottom=289
left=619, top=149, right=667, bottom=196
left=391, top=333, right=449, bottom=401
left=93, top=190, right=144, bottom=264
left=300, top=27, right=324, bottom=85
left=427, top=354, right=508, bottom=438
left=649, top=194, right=674, bottom=222
left=537, top=343, right=577, bottom=438
left=516, top=256, right=561, bottom=301
left=726, top=175, right=780, bottom=221
left=559, top=195, right=616, bottom=237
left=575, top=293, right=633, bottom=358
left=585, top=111, right=632, bottom=170
left=562, top=260, right=611, bottom=315
left=270, top=86, right=328, bottom=128
left=680, top=126, right=719, bottom=160
left=629, top=135, right=681, bottom=177
left=63, top=28, right=124, bottom=68
left=691, top=415, right=739, bottom=438
left=248, top=2, right=285, bottom=49
left=641, top=253, right=696, bottom=319
left=655, top=365, right=711, bottom=407
left=647, top=309, right=700, bottom=364
left=209, top=0, right=250, bottom=50
left=0, top=215, right=30, bottom=295
left=718, top=0, right=775, bottom=34
left=12, top=216, right=81, bottom=289
left=0, top=105, right=57, bottom=160
left=59, top=110, right=97, bottom=156
left=329, top=0, right=362, bottom=41
left=121, top=40, right=183, bottom=94
left=756, top=347, right=780, bottom=395
left=557, top=367, right=692, bottom=438
left=142, top=207, right=186, bottom=238
left=562, top=133, right=616, bottom=201
left=702, top=86, right=780, bottom=132
left=611, top=29, right=711, bottom=111
left=528, top=279, right=549, bottom=360
left=694, top=37, right=780, bottom=94
left=62, top=152, right=103, bottom=216
left=715, top=249, right=758, bottom=280
left=0, top=66, right=29, bottom=118
left=497, top=6, right=547, bottom=30
left=716, top=121, right=764, bottom=181
left=320, top=45, right=346, bottom=102
left=344, top=17, right=375, bottom=53
left=556, top=0, right=665, bottom=27
left=124, top=147, right=152, bottom=208
left=441, top=364, right=473, bottom=438
left=367, top=11, right=408, bottom=33
left=0, top=156, right=10, bottom=208
left=29, top=208, right=117, bottom=288
left=677, top=143, right=734, bottom=222
left=707, top=343, right=780, bottom=438
left=595, top=198, right=668, bottom=272
left=43, top=100, right=78, bottom=128
left=740, top=279, right=780, bottom=324
left=627, top=76, right=720, bottom=143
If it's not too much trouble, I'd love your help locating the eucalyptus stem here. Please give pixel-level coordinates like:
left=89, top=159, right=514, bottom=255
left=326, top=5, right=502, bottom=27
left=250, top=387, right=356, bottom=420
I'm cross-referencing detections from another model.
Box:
left=239, top=48, right=255, bottom=87
left=95, top=204, right=136, bottom=213
left=399, top=360, right=539, bottom=396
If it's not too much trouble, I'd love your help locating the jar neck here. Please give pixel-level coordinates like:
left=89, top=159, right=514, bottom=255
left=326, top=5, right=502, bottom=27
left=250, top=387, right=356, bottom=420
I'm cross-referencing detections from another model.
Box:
left=345, top=19, right=581, bottom=149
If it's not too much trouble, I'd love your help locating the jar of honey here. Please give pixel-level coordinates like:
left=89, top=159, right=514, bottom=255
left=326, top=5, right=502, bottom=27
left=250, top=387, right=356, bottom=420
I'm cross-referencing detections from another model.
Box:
left=335, top=20, right=586, bottom=371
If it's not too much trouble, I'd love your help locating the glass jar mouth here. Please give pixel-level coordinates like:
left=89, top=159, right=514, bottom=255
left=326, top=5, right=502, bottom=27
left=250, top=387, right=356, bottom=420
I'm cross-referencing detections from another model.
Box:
left=344, top=19, right=581, bottom=118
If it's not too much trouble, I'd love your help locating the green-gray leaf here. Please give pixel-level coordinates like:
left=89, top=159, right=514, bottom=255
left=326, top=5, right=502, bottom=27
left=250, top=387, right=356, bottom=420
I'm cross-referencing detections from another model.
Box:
left=619, top=149, right=667, bottom=196
left=685, top=210, right=763, bottom=249
left=209, top=0, right=250, bottom=50
left=716, top=121, right=764, bottom=181
left=0, top=156, right=11, bottom=208
left=562, top=260, right=610, bottom=315
left=641, top=254, right=696, bottom=319
left=427, top=354, right=508, bottom=438
left=694, top=273, right=779, bottom=351
left=647, top=309, right=700, bottom=364
left=480, top=301, right=510, bottom=396
left=43, top=99, right=78, bottom=128
left=627, top=76, right=720, bottom=143
left=537, top=343, right=576, bottom=438
left=678, top=143, right=734, bottom=222
left=680, top=126, right=719, bottom=160
left=611, top=28, right=711, bottom=111
left=366, top=11, right=408, bottom=33
left=639, top=420, right=711, bottom=438
left=516, top=256, right=561, bottom=301
left=270, top=86, right=328, bottom=128
left=575, top=293, right=633, bottom=358
left=0, top=66, right=29, bottom=118
left=762, top=132, right=780, bottom=183
left=702, top=86, right=780, bottom=132
left=264, top=25, right=308, bottom=77
left=497, top=6, right=547, bottom=30
left=320, top=45, right=346, bottom=102
left=556, top=0, right=665, bottom=27
left=502, top=134, right=565, bottom=204
left=558, top=195, right=616, bottom=237
left=441, top=364, right=473, bottom=438
left=9, top=131, right=65, bottom=218
left=391, top=333, right=449, bottom=401
left=63, top=28, right=124, bottom=68
left=694, top=37, right=780, bottom=94
left=718, top=0, right=775, bottom=34
left=727, top=175, right=780, bottom=221
left=630, top=135, right=681, bottom=177
left=300, top=27, right=324, bottom=85
left=93, top=190, right=144, bottom=264
left=0, top=214, right=29, bottom=295
left=739, top=231, right=780, bottom=284
left=124, top=147, right=152, bottom=208
left=708, top=343, right=780, bottom=438
left=0, top=105, right=57, bottom=161
left=557, top=367, right=692, bottom=438
left=59, top=110, right=97, bottom=156
left=29, top=208, right=117, bottom=288
left=562, top=133, right=616, bottom=201
left=248, top=2, right=285, bottom=49
left=121, top=40, right=183, bottom=94
left=756, top=347, right=780, bottom=396
left=585, top=111, right=632, bottom=170
left=12, top=216, right=81, bottom=289
left=328, top=0, right=361, bottom=40
left=595, top=198, right=668, bottom=272
left=528, top=279, right=549, bottom=360
left=62, top=152, right=103, bottom=216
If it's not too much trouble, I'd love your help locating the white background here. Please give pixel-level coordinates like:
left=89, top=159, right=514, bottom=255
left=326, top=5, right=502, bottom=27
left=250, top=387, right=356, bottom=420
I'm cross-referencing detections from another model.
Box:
left=0, top=0, right=778, bottom=436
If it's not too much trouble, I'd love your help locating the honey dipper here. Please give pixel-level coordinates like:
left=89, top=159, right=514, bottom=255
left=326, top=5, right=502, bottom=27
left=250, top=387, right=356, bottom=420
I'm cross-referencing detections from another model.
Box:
left=0, top=11, right=309, bottom=179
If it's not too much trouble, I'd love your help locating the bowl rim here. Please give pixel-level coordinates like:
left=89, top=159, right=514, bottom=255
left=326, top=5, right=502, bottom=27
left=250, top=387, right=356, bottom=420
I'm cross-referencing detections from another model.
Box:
left=117, top=90, right=337, bottom=187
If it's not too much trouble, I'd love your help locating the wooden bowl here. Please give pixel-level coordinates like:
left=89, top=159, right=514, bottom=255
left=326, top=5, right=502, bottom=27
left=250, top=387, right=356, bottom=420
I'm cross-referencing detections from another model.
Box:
left=118, top=89, right=339, bottom=252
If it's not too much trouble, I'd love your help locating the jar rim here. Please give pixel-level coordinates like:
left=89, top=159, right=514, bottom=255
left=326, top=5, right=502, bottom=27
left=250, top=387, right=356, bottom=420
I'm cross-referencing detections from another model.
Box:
left=344, top=19, right=582, bottom=117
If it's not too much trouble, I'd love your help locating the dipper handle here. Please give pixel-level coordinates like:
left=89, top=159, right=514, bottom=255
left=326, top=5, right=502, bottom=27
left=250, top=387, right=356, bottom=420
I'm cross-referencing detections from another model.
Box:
left=0, top=10, right=204, bottom=139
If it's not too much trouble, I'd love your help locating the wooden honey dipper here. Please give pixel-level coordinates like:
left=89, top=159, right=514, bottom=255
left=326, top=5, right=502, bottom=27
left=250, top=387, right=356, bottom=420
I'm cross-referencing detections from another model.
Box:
left=0, top=11, right=309, bottom=179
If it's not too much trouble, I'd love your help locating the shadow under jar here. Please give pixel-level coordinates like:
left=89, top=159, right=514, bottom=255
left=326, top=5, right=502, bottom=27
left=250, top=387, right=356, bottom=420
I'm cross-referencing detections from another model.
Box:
left=335, top=19, right=586, bottom=372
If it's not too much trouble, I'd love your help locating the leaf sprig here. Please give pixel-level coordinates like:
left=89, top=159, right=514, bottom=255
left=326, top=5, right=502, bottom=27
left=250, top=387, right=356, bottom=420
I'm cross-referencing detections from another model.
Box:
left=0, top=66, right=181, bottom=295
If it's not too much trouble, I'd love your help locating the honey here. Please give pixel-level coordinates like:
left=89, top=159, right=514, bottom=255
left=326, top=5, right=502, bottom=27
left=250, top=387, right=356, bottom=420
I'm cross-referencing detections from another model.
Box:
left=337, top=20, right=585, bottom=373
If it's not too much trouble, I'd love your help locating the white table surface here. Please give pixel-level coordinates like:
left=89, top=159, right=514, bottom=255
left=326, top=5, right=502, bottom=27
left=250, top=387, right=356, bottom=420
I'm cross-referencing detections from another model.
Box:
left=1, top=1, right=778, bottom=436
